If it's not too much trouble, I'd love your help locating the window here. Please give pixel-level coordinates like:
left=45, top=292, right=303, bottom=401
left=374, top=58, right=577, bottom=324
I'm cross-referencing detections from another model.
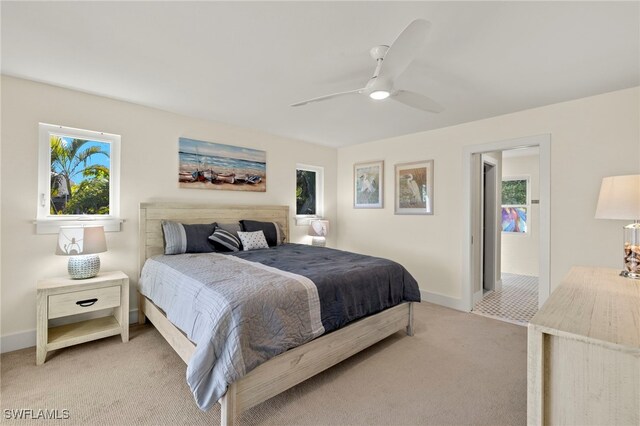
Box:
left=37, top=123, right=121, bottom=233
left=296, top=164, right=323, bottom=224
left=501, top=177, right=529, bottom=234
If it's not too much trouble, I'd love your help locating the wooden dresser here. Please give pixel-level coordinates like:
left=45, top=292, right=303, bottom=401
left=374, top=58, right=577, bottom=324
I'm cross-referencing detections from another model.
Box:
left=528, top=267, right=640, bottom=425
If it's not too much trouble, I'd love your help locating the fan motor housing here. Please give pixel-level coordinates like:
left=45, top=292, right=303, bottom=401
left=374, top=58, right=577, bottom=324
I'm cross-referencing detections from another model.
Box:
left=370, top=45, right=389, bottom=60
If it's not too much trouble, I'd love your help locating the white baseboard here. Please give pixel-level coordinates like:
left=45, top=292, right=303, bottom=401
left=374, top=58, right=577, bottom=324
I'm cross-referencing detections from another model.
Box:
left=0, top=309, right=139, bottom=354
left=420, top=289, right=467, bottom=312
left=0, top=329, right=37, bottom=355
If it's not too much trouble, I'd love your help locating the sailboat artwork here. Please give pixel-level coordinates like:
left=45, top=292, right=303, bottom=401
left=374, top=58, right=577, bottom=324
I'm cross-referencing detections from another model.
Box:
left=178, top=137, right=266, bottom=192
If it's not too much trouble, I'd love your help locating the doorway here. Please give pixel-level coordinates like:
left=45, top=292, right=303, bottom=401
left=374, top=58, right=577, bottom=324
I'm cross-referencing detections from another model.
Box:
left=474, top=148, right=541, bottom=324
left=482, top=159, right=498, bottom=294
left=462, top=135, right=551, bottom=322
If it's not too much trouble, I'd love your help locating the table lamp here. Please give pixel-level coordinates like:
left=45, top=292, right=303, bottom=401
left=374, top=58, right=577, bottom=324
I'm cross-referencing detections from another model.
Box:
left=308, top=220, right=329, bottom=247
left=595, top=175, right=640, bottom=279
left=56, top=225, right=107, bottom=279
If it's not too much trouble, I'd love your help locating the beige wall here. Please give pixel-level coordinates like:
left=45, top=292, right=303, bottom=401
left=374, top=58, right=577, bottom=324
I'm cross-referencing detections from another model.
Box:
left=0, top=76, right=337, bottom=338
left=501, top=153, right=540, bottom=276
left=2, top=76, right=638, bottom=342
left=337, top=87, right=639, bottom=302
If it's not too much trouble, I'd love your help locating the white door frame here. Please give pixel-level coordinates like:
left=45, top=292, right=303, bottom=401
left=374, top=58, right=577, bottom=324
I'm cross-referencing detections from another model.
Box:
left=462, top=134, right=551, bottom=312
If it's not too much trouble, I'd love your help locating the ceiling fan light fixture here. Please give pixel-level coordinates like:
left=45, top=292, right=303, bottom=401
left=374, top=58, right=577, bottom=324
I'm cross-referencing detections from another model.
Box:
left=369, top=90, right=391, bottom=100
left=290, top=20, right=443, bottom=113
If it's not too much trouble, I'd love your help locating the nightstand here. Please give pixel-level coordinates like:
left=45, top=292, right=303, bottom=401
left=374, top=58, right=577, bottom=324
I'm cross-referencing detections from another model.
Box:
left=36, top=271, right=129, bottom=365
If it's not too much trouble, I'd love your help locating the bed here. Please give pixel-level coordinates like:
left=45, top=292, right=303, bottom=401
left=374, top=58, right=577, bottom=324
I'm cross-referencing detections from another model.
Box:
left=137, top=202, right=419, bottom=425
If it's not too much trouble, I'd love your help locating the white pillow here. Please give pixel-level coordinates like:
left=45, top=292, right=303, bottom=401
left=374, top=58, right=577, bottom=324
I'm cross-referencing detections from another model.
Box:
left=237, top=230, right=269, bottom=251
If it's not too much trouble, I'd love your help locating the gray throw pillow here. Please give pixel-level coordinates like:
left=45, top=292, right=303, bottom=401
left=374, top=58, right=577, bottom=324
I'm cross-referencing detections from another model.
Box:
left=162, top=221, right=216, bottom=254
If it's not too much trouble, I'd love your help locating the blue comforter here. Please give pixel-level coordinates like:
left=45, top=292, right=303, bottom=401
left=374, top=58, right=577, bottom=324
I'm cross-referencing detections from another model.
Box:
left=229, top=243, right=421, bottom=333
left=140, top=243, right=420, bottom=411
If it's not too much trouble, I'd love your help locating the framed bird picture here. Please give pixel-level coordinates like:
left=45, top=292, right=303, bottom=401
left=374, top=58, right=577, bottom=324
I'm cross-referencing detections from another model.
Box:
left=354, top=160, right=384, bottom=208
left=394, top=160, right=434, bottom=215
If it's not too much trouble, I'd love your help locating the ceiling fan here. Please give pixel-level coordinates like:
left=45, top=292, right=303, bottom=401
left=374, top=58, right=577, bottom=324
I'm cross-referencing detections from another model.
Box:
left=291, top=19, right=444, bottom=113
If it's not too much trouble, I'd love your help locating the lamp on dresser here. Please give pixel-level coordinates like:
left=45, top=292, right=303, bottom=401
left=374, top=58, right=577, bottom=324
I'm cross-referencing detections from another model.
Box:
left=308, top=220, right=329, bottom=247
left=595, top=174, right=640, bottom=279
left=56, top=225, right=107, bottom=279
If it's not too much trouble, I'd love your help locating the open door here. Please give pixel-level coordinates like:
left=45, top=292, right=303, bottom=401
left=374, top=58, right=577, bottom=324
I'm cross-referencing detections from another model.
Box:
left=482, top=160, right=498, bottom=293
left=472, top=153, right=502, bottom=305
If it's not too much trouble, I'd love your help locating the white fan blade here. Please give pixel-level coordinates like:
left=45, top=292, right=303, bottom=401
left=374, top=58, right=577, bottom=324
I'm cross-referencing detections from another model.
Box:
left=378, top=19, right=431, bottom=81
left=291, top=88, right=364, bottom=107
left=392, top=90, right=444, bottom=113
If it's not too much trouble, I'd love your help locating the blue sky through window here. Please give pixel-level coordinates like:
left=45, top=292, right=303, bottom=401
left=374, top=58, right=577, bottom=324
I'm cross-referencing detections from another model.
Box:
left=52, top=137, right=110, bottom=184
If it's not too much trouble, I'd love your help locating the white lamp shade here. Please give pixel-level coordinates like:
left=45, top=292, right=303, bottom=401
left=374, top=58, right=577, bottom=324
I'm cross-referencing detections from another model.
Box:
left=595, top=175, right=640, bottom=220
left=56, top=225, right=107, bottom=256
left=308, top=220, right=329, bottom=237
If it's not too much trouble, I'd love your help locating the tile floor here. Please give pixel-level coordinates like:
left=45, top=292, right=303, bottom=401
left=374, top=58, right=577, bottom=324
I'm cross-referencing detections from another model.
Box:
left=472, top=273, right=539, bottom=325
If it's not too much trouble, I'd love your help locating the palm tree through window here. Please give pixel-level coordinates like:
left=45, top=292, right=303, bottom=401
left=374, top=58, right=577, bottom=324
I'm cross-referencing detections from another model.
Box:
left=49, top=135, right=111, bottom=215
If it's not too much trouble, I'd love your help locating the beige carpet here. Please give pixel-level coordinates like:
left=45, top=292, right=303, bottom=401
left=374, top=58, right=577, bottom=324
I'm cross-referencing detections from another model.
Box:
left=1, top=303, right=526, bottom=425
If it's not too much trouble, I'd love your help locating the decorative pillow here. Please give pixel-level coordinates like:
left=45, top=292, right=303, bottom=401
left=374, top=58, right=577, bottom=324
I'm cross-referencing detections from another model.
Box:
left=162, top=221, right=216, bottom=255
left=237, top=231, right=269, bottom=251
left=240, top=220, right=282, bottom=247
left=208, top=227, right=241, bottom=252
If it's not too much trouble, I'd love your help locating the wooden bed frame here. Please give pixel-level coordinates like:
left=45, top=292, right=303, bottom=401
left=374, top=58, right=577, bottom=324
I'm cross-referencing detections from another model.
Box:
left=138, top=202, right=414, bottom=425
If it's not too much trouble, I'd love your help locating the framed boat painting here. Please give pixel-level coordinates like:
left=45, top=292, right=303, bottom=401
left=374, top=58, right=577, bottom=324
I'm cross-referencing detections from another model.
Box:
left=178, top=137, right=266, bottom=192
left=354, top=160, right=383, bottom=208
left=394, top=160, right=434, bottom=215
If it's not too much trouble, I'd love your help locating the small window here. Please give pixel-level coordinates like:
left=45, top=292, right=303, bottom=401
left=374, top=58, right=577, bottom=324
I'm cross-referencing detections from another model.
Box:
left=37, top=123, right=121, bottom=233
left=501, top=177, right=529, bottom=234
left=296, top=164, right=324, bottom=223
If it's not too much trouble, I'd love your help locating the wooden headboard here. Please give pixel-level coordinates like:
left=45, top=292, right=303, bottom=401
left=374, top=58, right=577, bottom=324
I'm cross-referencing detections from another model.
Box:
left=139, top=202, right=290, bottom=277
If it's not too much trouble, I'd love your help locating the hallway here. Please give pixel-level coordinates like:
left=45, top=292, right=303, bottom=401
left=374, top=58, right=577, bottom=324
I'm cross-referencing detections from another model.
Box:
left=472, top=273, right=538, bottom=325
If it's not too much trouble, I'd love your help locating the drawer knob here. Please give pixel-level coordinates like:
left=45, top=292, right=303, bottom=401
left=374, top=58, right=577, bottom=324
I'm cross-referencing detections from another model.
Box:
left=76, top=298, right=98, bottom=307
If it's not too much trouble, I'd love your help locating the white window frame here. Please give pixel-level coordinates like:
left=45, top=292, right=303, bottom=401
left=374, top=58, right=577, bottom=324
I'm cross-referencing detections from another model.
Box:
left=295, top=164, right=324, bottom=225
left=501, top=175, right=530, bottom=235
left=36, top=123, right=122, bottom=234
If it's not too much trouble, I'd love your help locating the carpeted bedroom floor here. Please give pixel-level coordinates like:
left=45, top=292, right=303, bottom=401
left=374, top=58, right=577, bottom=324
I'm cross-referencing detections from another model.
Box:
left=1, top=303, right=526, bottom=425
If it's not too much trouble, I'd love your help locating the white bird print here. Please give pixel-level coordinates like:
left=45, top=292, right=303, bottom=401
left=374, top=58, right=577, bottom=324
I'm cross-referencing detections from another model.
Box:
left=404, top=174, right=421, bottom=203
left=359, top=173, right=376, bottom=193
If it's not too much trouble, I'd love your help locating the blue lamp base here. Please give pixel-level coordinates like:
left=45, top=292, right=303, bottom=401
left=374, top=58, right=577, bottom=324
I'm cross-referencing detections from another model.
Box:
left=68, top=254, right=101, bottom=279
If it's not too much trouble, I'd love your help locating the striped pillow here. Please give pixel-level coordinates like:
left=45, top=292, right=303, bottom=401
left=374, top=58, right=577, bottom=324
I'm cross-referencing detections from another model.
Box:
left=162, top=221, right=216, bottom=255
left=209, top=227, right=241, bottom=252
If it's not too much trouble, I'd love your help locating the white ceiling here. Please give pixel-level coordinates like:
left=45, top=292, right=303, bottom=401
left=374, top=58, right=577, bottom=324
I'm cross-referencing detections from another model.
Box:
left=2, top=1, right=638, bottom=148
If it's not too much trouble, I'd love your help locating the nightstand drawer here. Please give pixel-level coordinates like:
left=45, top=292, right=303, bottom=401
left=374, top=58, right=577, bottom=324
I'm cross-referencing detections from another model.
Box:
left=48, top=286, right=121, bottom=319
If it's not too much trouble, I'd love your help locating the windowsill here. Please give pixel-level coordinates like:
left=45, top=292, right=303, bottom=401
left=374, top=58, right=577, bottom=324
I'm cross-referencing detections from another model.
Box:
left=34, top=217, right=124, bottom=234
left=295, top=216, right=321, bottom=226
